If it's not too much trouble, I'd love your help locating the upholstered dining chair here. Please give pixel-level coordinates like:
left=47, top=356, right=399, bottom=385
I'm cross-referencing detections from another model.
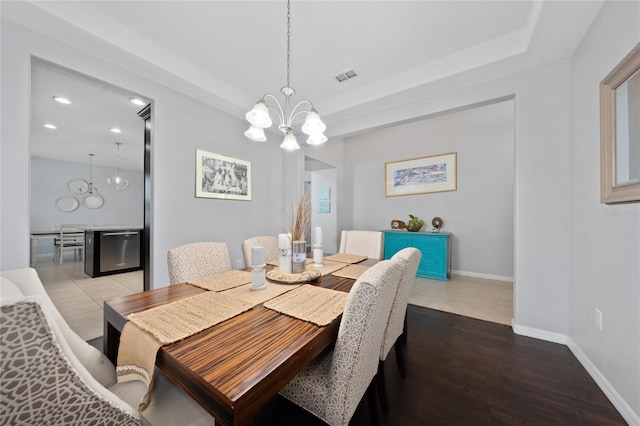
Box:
left=167, top=241, right=231, bottom=284
left=377, top=247, right=421, bottom=414
left=338, top=230, right=384, bottom=259
left=241, top=235, right=279, bottom=267
left=0, top=268, right=215, bottom=425
left=279, top=259, right=403, bottom=426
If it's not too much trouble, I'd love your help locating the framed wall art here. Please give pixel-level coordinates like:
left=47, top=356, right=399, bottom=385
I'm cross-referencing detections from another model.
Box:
left=195, top=149, right=251, bottom=200
left=385, top=152, right=457, bottom=197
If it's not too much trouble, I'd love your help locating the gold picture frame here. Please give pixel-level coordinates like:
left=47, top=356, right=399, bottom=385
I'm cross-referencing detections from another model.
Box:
left=385, top=152, right=457, bottom=197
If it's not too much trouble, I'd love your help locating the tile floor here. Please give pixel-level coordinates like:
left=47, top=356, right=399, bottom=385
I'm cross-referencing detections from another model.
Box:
left=35, top=259, right=143, bottom=341
left=409, top=274, right=513, bottom=326
left=35, top=259, right=513, bottom=341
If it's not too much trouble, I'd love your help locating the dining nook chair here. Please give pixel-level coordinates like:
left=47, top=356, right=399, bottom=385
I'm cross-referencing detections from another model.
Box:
left=279, top=259, right=403, bottom=426
left=167, top=242, right=231, bottom=284
left=338, top=230, right=384, bottom=259
left=53, top=224, right=85, bottom=265
left=377, top=247, right=421, bottom=414
left=241, top=235, right=279, bottom=267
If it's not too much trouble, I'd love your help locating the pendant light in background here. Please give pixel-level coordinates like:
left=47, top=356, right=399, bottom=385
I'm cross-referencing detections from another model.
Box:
left=107, top=142, right=129, bottom=190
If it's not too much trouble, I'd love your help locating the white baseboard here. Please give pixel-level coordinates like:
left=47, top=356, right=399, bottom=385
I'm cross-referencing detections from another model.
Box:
left=567, top=338, right=640, bottom=426
left=452, top=269, right=513, bottom=282
left=511, top=322, right=638, bottom=424
left=511, top=321, right=567, bottom=344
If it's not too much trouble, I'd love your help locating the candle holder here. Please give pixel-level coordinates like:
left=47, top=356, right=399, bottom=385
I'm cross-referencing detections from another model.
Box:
left=312, top=244, right=324, bottom=267
left=292, top=240, right=306, bottom=274
left=250, top=264, right=266, bottom=291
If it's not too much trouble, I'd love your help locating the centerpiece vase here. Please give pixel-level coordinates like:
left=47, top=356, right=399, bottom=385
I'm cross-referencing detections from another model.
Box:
left=292, top=240, right=306, bottom=274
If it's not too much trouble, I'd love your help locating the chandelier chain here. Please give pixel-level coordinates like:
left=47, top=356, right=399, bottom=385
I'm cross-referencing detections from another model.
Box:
left=286, top=0, right=291, bottom=89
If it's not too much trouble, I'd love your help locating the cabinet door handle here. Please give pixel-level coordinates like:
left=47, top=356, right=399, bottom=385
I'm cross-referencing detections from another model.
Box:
left=102, top=232, right=139, bottom=236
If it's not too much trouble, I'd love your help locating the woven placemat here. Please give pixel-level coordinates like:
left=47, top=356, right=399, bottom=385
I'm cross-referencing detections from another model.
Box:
left=264, top=285, right=348, bottom=327
left=187, top=269, right=252, bottom=291
left=126, top=292, right=253, bottom=345
left=222, top=282, right=302, bottom=308
left=331, top=264, right=370, bottom=280
left=323, top=253, right=368, bottom=264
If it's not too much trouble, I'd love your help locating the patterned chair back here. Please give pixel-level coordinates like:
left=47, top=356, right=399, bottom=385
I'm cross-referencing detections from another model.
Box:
left=167, top=242, right=231, bottom=284
left=381, top=247, right=421, bottom=360
left=241, top=236, right=279, bottom=267
left=326, top=259, right=402, bottom=425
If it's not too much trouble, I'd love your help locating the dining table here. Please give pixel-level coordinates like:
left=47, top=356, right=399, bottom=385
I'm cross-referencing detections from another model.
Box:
left=103, top=258, right=377, bottom=426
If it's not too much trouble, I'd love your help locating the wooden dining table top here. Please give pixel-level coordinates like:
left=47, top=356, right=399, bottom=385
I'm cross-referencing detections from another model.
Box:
left=103, top=260, right=376, bottom=426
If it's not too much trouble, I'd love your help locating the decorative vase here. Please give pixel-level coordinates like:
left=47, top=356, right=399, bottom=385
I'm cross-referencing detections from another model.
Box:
left=292, top=240, right=306, bottom=274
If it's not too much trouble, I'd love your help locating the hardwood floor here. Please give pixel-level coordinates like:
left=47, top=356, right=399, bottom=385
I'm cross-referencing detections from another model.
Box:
left=259, top=305, right=625, bottom=425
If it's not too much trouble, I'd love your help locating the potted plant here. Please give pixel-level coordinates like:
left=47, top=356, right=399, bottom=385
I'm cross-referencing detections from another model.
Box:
left=406, top=214, right=424, bottom=232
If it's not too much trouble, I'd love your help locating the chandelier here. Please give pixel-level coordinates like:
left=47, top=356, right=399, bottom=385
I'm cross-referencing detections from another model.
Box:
left=107, top=142, right=129, bottom=190
left=244, top=0, right=327, bottom=150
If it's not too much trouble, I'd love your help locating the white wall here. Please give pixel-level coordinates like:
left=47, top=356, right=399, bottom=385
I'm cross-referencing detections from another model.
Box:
left=310, top=168, right=338, bottom=254
left=31, top=156, right=144, bottom=255
left=344, top=100, right=515, bottom=279
left=569, top=1, right=640, bottom=422
left=1, top=19, right=285, bottom=287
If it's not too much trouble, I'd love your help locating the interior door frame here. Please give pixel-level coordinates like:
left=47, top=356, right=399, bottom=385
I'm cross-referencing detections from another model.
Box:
left=137, top=104, right=151, bottom=291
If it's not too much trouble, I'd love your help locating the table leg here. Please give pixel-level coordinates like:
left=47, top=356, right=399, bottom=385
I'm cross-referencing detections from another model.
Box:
left=104, top=320, right=121, bottom=364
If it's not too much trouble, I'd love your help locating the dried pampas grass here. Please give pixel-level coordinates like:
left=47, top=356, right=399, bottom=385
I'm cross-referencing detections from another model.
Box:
left=287, top=193, right=310, bottom=242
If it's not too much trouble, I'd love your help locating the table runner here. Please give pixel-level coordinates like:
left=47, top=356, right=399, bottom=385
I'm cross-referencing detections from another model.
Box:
left=263, top=285, right=348, bottom=326
left=312, top=260, right=349, bottom=276
left=323, top=253, right=368, bottom=264
left=331, top=264, right=370, bottom=280
left=187, top=269, right=252, bottom=291
left=116, top=292, right=253, bottom=410
left=222, top=282, right=302, bottom=307
left=267, top=258, right=314, bottom=267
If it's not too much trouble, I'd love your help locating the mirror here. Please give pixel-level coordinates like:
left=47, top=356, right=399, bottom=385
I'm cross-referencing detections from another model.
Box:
left=600, top=42, right=640, bottom=204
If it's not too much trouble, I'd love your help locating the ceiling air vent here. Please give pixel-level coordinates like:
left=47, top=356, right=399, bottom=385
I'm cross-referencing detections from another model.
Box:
left=335, top=69, right=358, bottom=83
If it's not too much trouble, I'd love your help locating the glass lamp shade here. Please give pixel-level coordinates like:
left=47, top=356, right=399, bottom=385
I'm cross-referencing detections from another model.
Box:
left=307, top=133, right=328, bottom=145
left=244, top=125, right=267, bottom=142
left=301, top=109, right=326, bottom=135
left=245, top=100, right=272, bottom=128
left=107, top=171, right=129, bottom=190
left=280, top=132, right=300, bottom=150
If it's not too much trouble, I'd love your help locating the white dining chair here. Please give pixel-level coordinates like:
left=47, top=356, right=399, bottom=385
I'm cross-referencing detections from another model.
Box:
left=279, top=259, right=403, bottom=426
left=0, top=268, right=216, bottom=426
left=167, top=241, right=231, bottom=284
left=241, top=236, right=279, bottom=267
left=53, top=224, right=85, bottom=264
left=338, top=230, right=384, bottom=259
left=377, top=247, right=421, bottom=414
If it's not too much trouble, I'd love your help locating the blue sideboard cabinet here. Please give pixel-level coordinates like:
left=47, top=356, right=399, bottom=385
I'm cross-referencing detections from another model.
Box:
left=383, top=230, right=451, bottom=280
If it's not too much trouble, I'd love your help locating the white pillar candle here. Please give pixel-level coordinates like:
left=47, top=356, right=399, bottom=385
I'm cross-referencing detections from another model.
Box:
left=278, top=233, right=292, bottom=273
left=313, top=226, right=323, bottom=245
left=251, top=246, right=265, bottom=267
left=313, top=247, right=324, bottom=267
left=278, top=233, right=290, bottom=249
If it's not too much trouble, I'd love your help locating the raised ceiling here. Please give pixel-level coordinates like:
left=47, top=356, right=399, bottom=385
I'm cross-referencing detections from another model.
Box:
left=2, top=1, right=604, bottom=167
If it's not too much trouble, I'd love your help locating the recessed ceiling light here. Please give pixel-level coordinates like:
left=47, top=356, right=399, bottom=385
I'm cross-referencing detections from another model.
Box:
left=109, top=127, right=122, bottom=134
left=53, top=96, right=72, bottom=104
left=43, top=123, right=57, bottom=129
left=129, top=98, right=146, bottom=106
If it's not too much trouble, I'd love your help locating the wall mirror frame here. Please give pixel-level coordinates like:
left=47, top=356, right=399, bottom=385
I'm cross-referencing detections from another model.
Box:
left=600, top=42, right=640, bottom=204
